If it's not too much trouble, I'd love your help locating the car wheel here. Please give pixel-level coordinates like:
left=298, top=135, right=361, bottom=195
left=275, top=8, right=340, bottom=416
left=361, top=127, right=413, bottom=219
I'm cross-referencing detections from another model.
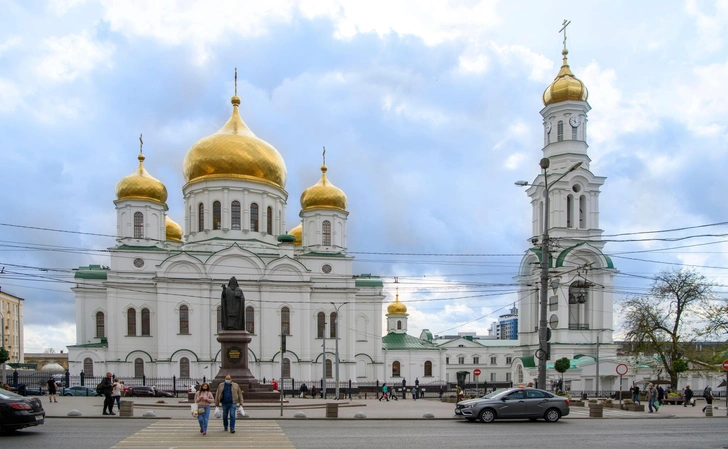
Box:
left=544, top=408, right=561, bottom=423
left=479, top=408, right=496, bottom=423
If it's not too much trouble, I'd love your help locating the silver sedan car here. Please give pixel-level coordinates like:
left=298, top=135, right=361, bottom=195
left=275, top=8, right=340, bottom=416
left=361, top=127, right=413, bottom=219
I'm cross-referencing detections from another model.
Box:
left=454, top=387, right=570, bottom=423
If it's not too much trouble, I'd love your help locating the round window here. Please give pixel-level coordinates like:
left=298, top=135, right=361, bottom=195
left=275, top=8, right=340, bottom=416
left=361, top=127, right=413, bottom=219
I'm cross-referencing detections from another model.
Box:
left=133, top=258, right=145, bottom=268
left=322, top=264, right=332, bottom=274
left=572, top=184, right=581, bottom=193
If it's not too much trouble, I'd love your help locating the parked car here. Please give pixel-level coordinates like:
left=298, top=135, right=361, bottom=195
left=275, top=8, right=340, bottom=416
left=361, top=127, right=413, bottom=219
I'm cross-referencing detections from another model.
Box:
left=128, top=386, right=174, bottom=398
left=0, top=388, right=45, bottom=432
left=454, top=387, right=570, bottom=423
left=62, top=386, right=101, bottom=397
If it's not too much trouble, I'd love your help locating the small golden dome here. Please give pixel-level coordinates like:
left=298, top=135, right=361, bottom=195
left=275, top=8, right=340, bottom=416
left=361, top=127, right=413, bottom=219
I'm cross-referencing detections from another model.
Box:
left=300, top=166, right=347, bottom=212
left=183, top=96, right=287, bottom=189
left=165, top=216, right=183, bottom=242
left=543, top=49, right=588, bottom=106
left=115, top=152, right=168, bottom=205
left=288, top=223, right=302, bottom=247
left=387, top=294, right=408, bottom=315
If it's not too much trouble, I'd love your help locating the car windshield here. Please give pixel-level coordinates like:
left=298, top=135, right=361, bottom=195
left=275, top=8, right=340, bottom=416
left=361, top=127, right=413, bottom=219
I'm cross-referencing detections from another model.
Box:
left=0, top=389, right=25, bottom=400
left=480, top=388, right=510, bottom=399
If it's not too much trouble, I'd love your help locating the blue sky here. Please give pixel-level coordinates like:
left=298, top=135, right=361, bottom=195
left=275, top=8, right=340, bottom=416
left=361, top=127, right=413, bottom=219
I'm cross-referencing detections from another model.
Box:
left=2, top=0, right=728, bottom=353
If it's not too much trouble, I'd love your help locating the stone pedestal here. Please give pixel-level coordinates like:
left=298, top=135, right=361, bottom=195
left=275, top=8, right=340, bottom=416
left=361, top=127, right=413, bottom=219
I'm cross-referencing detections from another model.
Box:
left=211, top=330, right=279, bottom=402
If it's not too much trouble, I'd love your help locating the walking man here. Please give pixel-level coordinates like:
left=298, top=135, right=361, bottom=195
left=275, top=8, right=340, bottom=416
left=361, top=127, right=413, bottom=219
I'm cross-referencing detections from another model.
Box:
left=215, top=375, right=244, bottom=433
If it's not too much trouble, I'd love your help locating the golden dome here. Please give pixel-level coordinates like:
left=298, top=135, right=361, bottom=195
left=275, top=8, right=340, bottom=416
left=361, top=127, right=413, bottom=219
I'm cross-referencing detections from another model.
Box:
left=183, top=96, right=287, bottom=189
left=288, top=223, right=302, bottom=247
left=300, top=165, right=347, bottom=212
left=387, top=294, right=408, bottom=315
left=542, top=49, right=588, bottom=106
left=115, top=152, right=168, bottom=205
left=165, top=215, right=183, bottom=242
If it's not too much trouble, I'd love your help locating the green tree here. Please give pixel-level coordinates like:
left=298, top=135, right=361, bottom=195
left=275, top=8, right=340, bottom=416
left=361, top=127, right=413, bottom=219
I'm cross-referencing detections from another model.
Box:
left=554, top=357, right=570, bottom=392
left=0, top=347, right=8, bottom=365
left=621, top=269, right=714, bottom=389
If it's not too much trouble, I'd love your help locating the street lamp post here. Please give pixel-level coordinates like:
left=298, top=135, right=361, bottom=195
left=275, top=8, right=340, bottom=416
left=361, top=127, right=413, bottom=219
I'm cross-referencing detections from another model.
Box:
left=331, top=302, right=348, bottom=400
left=517, top=158, right=582, bottom=390
left=0, top=311, right=5, bottom=385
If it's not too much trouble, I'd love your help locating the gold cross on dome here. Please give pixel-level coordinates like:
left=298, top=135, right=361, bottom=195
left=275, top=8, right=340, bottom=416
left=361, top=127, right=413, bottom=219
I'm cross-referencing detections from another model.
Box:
left=560, top=19, right=571, bottom=51
left=234, top=67, right=237, bottom=96
left=322, top=146, right=326, bottom=166
left=139, top=134, right=143, bottom=154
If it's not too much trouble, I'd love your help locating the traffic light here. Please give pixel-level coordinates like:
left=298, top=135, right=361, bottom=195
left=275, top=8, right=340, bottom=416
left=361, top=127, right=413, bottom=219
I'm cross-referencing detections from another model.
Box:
left=281, top=334, right=286, bottom=353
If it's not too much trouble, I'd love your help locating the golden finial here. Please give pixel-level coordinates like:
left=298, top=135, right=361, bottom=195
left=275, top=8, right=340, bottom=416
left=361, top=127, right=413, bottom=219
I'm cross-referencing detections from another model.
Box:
left=138, top=134, right=145, bottom=162
left=234, top=67, right=237, bottom=96
left=559, top=19, right=571, bottom=51
left=322, top=146, right=326, bottom=166
left=395, top=276, right=399, bottom=300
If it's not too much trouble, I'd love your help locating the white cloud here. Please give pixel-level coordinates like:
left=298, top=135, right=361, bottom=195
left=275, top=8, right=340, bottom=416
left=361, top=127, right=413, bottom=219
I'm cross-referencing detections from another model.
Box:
left=504, top=152, right=527, bottom=170
left=24, top=323, right=76, bottom=353
left=685, top=0, right=728, bottom=54
left=38, top=31, right=115, bottom=82
left=0, top=36, right=21, bottom=57
left=671, top=60, right=728, bottom=136
left=458, top=42, right=554, bottom=82
left=0, top=78, right=24, bottom=113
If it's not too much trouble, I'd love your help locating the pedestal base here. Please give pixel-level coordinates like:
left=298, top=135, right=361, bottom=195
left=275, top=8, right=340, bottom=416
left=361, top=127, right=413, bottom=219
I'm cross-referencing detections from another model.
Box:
left=212, top=330, right=281, bottom=402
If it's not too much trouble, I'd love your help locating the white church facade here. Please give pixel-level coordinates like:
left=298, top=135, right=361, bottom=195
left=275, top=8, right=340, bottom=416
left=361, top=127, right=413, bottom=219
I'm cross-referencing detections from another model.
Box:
left=68, top=41, right=686, bottom=393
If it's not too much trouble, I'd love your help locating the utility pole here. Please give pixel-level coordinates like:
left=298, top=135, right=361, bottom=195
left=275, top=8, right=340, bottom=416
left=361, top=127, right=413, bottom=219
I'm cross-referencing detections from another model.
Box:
left=1, top=312, right=5, bottom=385
left=596, top=334, right=600, bottom=398
left=331, top=302, right=348, bottom=400
left=322, top=319, right=326, bottom=400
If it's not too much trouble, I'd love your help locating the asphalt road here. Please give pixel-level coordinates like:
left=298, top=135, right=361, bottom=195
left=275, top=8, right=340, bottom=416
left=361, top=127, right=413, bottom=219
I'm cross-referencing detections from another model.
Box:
left=2, top=418, right=727, bottom=449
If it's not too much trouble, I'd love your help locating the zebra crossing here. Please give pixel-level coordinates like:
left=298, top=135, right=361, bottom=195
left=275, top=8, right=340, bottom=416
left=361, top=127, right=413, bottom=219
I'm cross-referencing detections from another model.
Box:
left=110, top=419, right=296, bottom=448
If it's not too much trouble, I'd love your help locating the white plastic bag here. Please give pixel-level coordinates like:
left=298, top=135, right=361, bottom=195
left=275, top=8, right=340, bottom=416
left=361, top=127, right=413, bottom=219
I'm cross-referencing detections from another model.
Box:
left=191, top=403, right=198, bottom=417
left=238, top=405, right=246, bottom=417
left=214, top=406, right=221, bottom=418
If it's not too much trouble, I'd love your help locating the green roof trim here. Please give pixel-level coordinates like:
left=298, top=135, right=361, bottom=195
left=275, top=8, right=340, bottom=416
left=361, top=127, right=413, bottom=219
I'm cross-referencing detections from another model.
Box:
left=555, top=242, right=615, bottom=269
left=528, top=247, right=553, bottom=267
left=114, top=244, right=167, bottom=251
left=277, top=234, right=296, bottom=243
left=521, top=356, right=536, bottom=368
left=67, top=341, right=108, bottom=349
left=355, top=274, right=383, bottom=287
left=302, top=252, right=347, bottom=258
left=420, top=329, right=433, bottom=341
left=383, top=332, right=441, bottom=350
left=74, top=265, right=109, bottom=280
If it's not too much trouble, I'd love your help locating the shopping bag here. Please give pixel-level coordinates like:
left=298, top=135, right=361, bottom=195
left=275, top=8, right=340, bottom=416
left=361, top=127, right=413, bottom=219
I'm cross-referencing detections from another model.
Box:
left=238, top=405, right=247, bottom=417
left=191, top=403, right=198, bottom=417
left=214, top=406, right=221, bottom=418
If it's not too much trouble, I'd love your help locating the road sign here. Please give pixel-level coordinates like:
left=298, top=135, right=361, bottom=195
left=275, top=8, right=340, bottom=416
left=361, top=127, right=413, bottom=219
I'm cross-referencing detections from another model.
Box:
left=473, top=369, right=481, bottom=376
left=616, top=363, right=628, bottom=376
left=722, top=360, right=728, bottom=370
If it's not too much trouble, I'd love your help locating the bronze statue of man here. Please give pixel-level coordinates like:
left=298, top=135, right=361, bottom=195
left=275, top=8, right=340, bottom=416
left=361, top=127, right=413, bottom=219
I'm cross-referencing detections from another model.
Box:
left=221, top=277, right=245, bottom=330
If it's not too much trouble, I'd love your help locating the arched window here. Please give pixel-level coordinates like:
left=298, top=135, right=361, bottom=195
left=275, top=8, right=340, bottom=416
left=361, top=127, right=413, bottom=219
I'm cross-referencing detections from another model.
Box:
left=282, top=358, right=291, bottom=378
left=213, top=201, right=221, bottom=230
left=322, top=220, right=331, bottom=246
left=250, top=203, right=259, bottom=232
left=392, top=360, right=401, bottom=377
left=397, top=320, right=402, bottom=330
left=557, top=120, right=564, bottom=142
left=141, top=308, right=150, bottom=336
left=179, top=305, right=189, bottom=334
left=83, top=357, right=94, bottom=377
left=133, top=212, right=144, bottom=239
left=95, top=311, right=105, bottom=338
left=134, top=358, right=144, bottom=377
left=568, top=281, right=590, bottom=330
left=198, top=203, right=204, bottom=232
left=317, top=312, right=325, bottom=338
left=567, top=194, right=573, bottom=228
left=326, top=359, right=333, bottom=378
left=330, top=312, right=337, bottom=338
left=266, top=206, right=273, bottom=235
left=572, top=124, right=578, bottom=140
left=424, top=361, right=433, bottom=377
left=246, top=306, right=255, bottom=333
left=281, top=306, right=290, bottom=335
left=180, top=357, right=190, bottom=378
left=127, top=308, right=136, bottom=336
left=231, top=201, right=241, bottom=230
left=579, top=195, right=586, bottom=229
left=216, top=306, right=222, bottom=334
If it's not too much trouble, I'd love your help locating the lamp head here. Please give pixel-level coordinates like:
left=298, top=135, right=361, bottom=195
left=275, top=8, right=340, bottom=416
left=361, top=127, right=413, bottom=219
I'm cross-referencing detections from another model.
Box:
left=515, top=180, right=529, bottom=187
left=540, top=158, right=550, bottom=169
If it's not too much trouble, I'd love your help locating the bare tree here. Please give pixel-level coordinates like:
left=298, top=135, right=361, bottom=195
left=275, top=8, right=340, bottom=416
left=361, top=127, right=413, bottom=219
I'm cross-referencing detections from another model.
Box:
left=621, top=269, right=714, bottom=389
left=44, top=348, right=56, bottom=354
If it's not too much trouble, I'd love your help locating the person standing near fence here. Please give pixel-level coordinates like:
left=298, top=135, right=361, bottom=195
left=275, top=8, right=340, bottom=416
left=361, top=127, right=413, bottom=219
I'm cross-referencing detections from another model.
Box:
left=702, top=386, right=714, bottom=412
left=46, top=376, right=58, bottom=403
left=194, top=382, right=214, bottom=435
left=111, top=378, right=122, bottom=412
left=100, top=372, right=115, bottom=415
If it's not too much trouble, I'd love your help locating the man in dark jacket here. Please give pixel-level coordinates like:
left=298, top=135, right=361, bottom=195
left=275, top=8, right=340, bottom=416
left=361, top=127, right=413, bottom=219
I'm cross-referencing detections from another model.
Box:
left=683, top=385, right=694, bottom=407
left=100, top=372, right=115, bottom=415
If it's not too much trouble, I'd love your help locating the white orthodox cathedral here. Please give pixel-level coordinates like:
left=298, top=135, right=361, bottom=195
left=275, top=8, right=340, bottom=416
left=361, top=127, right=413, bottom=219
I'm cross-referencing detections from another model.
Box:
left=68, top=43, right=647, bottom=392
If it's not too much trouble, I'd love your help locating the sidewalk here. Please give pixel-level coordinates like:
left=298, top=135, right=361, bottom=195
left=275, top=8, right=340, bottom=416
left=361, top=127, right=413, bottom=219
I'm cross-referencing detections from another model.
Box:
left=41, top=396, right=728, bottom=420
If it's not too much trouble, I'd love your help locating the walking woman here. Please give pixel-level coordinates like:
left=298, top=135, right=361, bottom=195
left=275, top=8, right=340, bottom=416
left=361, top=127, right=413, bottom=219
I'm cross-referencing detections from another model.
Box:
left=111, top=378, right=123, bottom=412
left=194, top=382, right=214, bottom=435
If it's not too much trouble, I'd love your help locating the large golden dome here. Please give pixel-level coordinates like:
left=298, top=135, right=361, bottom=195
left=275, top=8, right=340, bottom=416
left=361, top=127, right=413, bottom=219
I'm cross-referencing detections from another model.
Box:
left=183, top=96, right=287, bottom=189
left=542, top=49, right=588, bottom=106
left=387, top=294, right=408, bottom=315
left=288, top=223, right=302, bottom=247
left=300, top=165, right=347, bottom=212
left=165, top=216, right=183, bottom=242
left=115, top=152, right=168, bottom=205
